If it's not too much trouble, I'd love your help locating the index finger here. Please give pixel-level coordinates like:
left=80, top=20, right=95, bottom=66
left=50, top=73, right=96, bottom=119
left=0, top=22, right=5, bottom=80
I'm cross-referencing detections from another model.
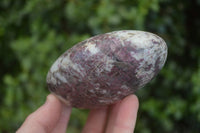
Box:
left=17, top=94, right=72, bottom=133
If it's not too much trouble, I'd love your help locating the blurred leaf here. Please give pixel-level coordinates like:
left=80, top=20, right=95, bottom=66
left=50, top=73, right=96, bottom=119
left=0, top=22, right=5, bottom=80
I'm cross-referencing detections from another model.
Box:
left=0, top=0, right=200, bottom=132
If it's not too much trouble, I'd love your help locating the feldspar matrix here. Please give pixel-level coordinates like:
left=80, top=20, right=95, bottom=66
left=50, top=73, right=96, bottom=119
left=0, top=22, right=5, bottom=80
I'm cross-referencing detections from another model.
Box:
left=47, top=30, right=168, bottom=109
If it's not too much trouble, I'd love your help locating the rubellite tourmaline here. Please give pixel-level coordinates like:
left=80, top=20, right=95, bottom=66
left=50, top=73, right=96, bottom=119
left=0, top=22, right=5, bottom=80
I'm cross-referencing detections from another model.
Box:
left=46, top=30, right=167, bottom=109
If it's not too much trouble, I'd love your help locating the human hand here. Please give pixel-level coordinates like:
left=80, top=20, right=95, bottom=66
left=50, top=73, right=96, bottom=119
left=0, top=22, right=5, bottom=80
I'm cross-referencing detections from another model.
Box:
left=17, top=94, right=139, bottom=133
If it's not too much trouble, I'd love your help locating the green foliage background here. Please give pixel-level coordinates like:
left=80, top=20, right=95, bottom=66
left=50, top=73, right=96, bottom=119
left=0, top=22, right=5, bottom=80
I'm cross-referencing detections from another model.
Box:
left=0, top=0, right=200, bottom=132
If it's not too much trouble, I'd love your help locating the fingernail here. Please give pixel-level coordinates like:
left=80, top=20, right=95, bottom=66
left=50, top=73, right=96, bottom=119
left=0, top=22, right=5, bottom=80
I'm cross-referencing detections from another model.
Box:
left=45, top=94, right=55, bottom=105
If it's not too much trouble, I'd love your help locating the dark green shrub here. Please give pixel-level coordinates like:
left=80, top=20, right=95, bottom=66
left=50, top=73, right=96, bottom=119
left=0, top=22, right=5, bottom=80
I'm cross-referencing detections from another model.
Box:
left=0, top=0, right=199, bottom=132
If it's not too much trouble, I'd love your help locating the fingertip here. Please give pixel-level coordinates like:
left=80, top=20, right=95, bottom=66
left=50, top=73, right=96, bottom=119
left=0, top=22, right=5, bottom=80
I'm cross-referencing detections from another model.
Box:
left=105, top=94, right=139, bottom=133
left=45, top=94, right=61, bottom=105
left=123, top=94, right=139, bottom=109
left=17, top=94, right=63, bottom=133
left=51, top=103, right=72, bottom=133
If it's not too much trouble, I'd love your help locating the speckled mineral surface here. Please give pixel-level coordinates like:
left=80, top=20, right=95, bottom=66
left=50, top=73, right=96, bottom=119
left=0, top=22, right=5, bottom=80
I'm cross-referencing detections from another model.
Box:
left=46, top=30, right=167, bottom=109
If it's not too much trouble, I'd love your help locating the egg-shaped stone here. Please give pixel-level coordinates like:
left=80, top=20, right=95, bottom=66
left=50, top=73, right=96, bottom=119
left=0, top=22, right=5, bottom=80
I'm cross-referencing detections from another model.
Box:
left=46, top=30, right=167, bottom=109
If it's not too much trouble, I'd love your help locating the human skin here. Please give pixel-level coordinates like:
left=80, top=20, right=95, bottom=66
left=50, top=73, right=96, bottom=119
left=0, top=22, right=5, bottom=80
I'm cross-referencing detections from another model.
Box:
left=17, top=94, right=139, bottom=133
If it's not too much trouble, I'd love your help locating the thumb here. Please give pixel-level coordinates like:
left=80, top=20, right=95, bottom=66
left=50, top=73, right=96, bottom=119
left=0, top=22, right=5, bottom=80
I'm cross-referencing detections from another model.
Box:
left=17, top=94, right=71, bottom=133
